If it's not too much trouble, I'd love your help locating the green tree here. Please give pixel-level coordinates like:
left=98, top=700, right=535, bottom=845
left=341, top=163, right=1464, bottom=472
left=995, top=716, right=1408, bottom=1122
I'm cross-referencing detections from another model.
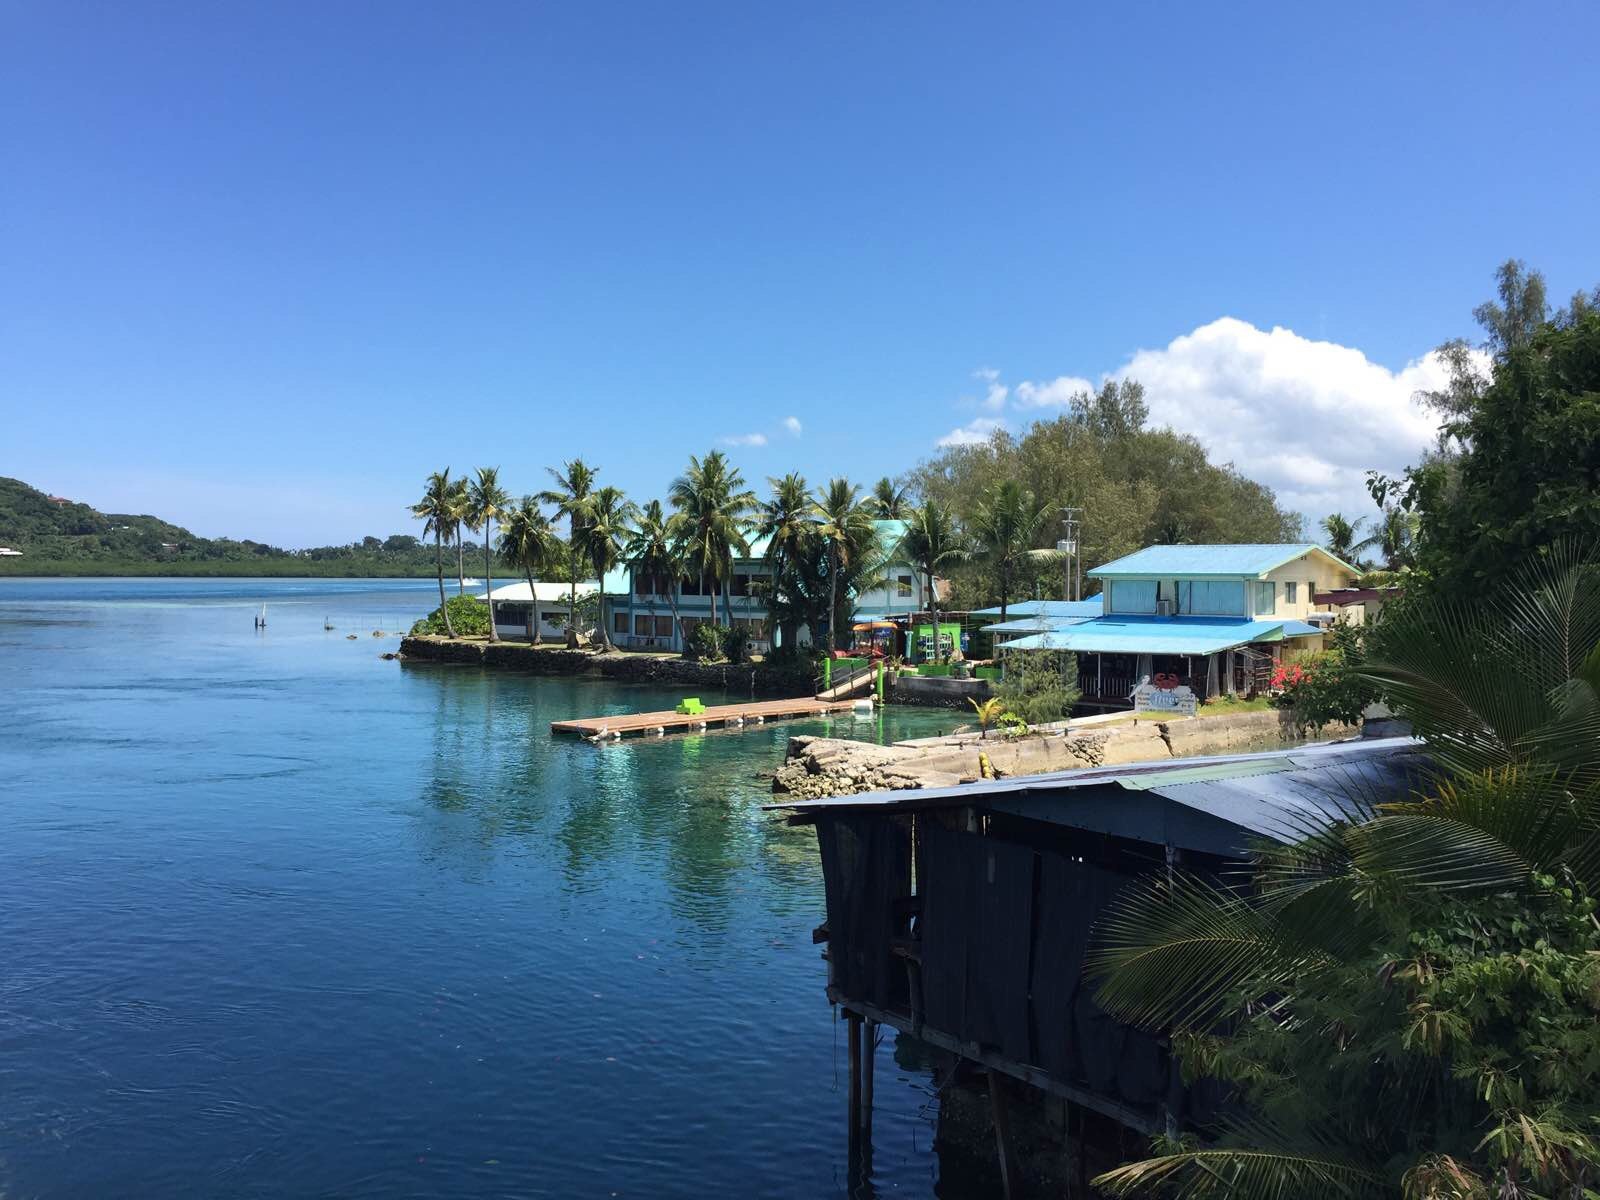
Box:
left=1086, top=550, right=1600, bottom=1198
left=410, top=468, right=459, bottom=638
left=869, top=476, right=910, bottom=520
left=624, top=499, right=685, bottom=649
left=969, top=479, right=1054, bottom=623
left=1353, top=503, right=1417, bottom=572
left=578, top=485, right=636, bottom=651
left=669, top=450, right=755, bottom=630
left=902, top=498, right=967, bottom=662
left=498, top=495, right=559, bottom=643
left=811, top=478, right=875, bottom=653
left=757, top=472, right=817, bottom=653
left=1318, top=511, right=1361, bottom=566
left=539, top=459, right=598, bottom=647
left=1385, top=309, right=1600, bottom=594
left=466, top=467, right=510, bottom=642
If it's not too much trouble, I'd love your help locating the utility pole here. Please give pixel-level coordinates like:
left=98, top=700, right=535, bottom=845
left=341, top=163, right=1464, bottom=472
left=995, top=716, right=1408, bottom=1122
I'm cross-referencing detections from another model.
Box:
left=1058, top=507, right=1084, bottom=601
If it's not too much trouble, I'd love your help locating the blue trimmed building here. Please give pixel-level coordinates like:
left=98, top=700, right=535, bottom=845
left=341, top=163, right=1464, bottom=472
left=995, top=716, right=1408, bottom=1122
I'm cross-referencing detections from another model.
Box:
left=989, top=544, right=1360, bottom=705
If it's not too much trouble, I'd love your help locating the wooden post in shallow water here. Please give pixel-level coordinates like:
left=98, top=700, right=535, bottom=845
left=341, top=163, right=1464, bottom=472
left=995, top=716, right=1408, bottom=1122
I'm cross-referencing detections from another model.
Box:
left=847, top=1011, right=862, bottom=1138
left=860, top=1018, right=876, bottom=1140
left=988, top=1068, right=1019, bottom=1200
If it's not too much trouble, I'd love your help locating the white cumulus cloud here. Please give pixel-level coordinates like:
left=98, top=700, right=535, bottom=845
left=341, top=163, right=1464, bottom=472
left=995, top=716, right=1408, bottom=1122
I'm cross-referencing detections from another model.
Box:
left=720, top=432, right=768, bottom=447
left=939, top=319, right=1484, bottom=524
left=937, top=417, right=1007, bottom=447
left=783, top=416, right=803, bottom=436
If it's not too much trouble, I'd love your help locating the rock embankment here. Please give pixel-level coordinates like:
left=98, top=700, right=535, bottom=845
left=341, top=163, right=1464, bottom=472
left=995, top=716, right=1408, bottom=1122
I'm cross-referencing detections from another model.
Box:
left=772, top=709, right=1360, bottom=800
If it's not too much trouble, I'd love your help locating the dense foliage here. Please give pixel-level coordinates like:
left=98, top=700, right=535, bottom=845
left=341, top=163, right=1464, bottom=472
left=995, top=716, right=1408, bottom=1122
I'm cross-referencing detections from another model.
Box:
left=913, top=382, right=1302, bottom=608
left=410, top=595, right=491, bottom=637
left=1374, top=262, right=1600, bottom=597
left=0, top=476, right=493, bottom=577
left=1273, top=620, right=1381, bottom=731
left=1087, top=550, right=1600, bottom=1199
left=993, top=650, right=1081, bottom=725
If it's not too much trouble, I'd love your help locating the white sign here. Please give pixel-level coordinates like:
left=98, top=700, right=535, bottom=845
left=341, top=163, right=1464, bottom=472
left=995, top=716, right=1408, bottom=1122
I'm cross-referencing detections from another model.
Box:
left=1132, top=682, right=1198, bottom=717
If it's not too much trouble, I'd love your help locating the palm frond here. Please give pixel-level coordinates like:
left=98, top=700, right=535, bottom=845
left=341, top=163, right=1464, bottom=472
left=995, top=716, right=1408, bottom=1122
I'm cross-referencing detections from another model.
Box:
left=1094, top=1145, right=1384, bottom=1200
left=1086, top=873, right=1332, bottom=1032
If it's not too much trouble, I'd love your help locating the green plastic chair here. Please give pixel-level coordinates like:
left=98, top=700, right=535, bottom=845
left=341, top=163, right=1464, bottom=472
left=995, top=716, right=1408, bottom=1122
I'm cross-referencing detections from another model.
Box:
left=675, top=697, right=705, bottom=715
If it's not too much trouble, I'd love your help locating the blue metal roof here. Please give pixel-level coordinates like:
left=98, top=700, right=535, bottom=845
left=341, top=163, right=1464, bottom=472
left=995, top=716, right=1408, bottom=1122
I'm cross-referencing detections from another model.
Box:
left=997, top=614, right=1323, bottom=655
left=970, top=599, right=1104, bottom=619
left=1088, top=544, right=1354, bottom=579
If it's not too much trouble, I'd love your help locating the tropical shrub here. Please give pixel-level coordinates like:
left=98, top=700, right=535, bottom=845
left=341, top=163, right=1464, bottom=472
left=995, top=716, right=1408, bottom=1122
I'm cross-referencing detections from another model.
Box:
left=1272, top=621, right=1380, bottom=731
left=411, top=594, right=490, bottom=637
left=993, top=650, right=1080, bottom=725
left=685, top=623, right=731, bottom=662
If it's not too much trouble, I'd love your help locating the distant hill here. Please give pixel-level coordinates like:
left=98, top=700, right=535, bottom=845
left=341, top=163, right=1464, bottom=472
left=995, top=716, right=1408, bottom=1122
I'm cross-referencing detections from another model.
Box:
left=0, top=476, right=463, bottom=577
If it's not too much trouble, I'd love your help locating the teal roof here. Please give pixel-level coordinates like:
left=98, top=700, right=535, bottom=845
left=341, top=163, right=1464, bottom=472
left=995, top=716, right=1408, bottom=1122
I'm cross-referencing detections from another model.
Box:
left=1088, top=544, right=1355, bottom=580
left=998, top=615, right=1323, bottom=655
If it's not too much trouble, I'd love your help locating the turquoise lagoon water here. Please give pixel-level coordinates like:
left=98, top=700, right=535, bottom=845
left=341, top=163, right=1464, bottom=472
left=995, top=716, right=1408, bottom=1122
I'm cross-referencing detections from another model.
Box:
left=0, top=578, right=972, bottom=1198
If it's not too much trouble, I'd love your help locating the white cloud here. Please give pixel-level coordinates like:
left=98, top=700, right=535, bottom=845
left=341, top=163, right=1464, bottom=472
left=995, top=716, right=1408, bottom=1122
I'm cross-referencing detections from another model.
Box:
left=783, top=416, right=803, bottom=436
left=944, top=321, right=1484, bottom=523
left=937, top=417, right=1007, bottom=447
left=1013, top=375, right=1095, bottom=409
left=720, top=432, right=768, bottom=447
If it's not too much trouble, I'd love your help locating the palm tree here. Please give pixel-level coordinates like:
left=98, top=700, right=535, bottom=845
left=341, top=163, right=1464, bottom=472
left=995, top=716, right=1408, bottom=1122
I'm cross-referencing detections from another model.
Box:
left=411, top=468, right=458, bottom=638
left=968, top=695, right=1006, bottom=740
left=1353, top=505, right=1418, bottom=571
left=812, top=478, right=875, bottom=653
left=869, top=476, right=910, bottom=520
left=625, top=500, right=685, bottom=649
left=969, top=479, right=1054, bottom=623
left=669, top=450, right=755, bottom=631
left=577, top=485, right=637, bottom=651
left=466, top=467, right=510, bottom=642
left=1084, top=548, right=1600, bottom=1198
left=1319, top=511, right=1362, bottom=566
left=539, top=459, right=598, bottom=647
left=758, top=472, right=816, bottom=652
left=448, top=476, right=470, bottom=593
left=903, top=499, right=968, bottom=662
left=498, top=496, right=559, bottom=643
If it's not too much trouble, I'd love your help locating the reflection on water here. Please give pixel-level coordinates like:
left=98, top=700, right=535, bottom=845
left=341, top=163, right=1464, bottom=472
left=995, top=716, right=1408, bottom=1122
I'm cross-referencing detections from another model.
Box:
left=0, top=578, right=967, bottom=1199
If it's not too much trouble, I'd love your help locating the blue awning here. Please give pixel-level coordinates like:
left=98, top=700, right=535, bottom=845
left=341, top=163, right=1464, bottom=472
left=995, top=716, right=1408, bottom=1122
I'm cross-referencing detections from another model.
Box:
left=997, top=615, right=1323, bottom=655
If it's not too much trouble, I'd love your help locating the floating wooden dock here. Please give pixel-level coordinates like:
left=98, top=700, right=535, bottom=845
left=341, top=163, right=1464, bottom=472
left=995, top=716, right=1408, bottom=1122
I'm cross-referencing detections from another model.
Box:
left=551, top=696, right=862, bottom=741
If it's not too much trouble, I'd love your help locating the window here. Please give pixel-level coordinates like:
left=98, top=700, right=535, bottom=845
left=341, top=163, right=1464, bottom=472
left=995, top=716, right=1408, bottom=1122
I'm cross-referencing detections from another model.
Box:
left=1285, top=581, right=1298, bottom=603
left=654, top=616, right=673, bottom=638
left=897, top=574, right=913, bottom=598
left=613, top=610, right=628, bottom=633
left=1178, top=580, right=1245, bottom=615
left=680, top=577, right=702, bottom=596
left=1110, top=579, right=1159, bottom=614
left=731, top=573, right=751, bottom=597
left=634, top=614, right=652, bottom=636
left=1255, top=581, right=1276, bottom=615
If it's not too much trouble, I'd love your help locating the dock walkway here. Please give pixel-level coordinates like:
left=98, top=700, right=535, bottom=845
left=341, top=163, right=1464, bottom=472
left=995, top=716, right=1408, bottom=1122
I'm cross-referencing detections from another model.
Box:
left=552, top=696, right=861, bottom=741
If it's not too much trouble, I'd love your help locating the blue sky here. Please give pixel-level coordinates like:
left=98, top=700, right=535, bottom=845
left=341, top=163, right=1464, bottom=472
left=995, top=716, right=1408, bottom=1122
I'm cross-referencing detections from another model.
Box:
left=4, top=2, right=1597, bottom=546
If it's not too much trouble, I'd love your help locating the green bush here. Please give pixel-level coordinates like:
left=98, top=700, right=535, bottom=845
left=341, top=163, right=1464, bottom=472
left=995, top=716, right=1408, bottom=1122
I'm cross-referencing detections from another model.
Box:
left=1273, top=620, right=1380, bottom=731
left=685, top=623, right=729, bottom=662
left=411, top=594, right=490, bottom=637
left=994, top=650, right=1080, bottom=725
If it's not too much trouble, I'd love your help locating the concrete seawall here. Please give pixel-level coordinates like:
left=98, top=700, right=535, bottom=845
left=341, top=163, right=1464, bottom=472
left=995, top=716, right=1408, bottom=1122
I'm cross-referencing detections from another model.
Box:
left=398, top=635, right=817, bottom=697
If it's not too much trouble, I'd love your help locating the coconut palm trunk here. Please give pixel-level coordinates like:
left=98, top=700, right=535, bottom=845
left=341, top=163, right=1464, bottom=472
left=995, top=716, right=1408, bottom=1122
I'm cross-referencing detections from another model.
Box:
left=828, top=543, right=840, bottom=653
left=456, top=523, right=465, bottom=594
left=435, top=524, right=455, bottom=637
left=482, top=519, right=498, bottom=642
left=523, top=567, right=537, bottom=641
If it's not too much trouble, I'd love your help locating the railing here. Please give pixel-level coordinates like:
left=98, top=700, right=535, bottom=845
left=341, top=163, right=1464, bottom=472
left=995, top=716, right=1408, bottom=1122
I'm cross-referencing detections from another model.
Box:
left=815, top=662, right=877, bottom=699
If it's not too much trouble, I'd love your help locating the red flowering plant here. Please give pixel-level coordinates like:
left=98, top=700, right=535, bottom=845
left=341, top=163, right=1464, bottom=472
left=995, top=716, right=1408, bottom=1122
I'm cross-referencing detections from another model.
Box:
left=1271, top=620, right=1381, bottom=731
